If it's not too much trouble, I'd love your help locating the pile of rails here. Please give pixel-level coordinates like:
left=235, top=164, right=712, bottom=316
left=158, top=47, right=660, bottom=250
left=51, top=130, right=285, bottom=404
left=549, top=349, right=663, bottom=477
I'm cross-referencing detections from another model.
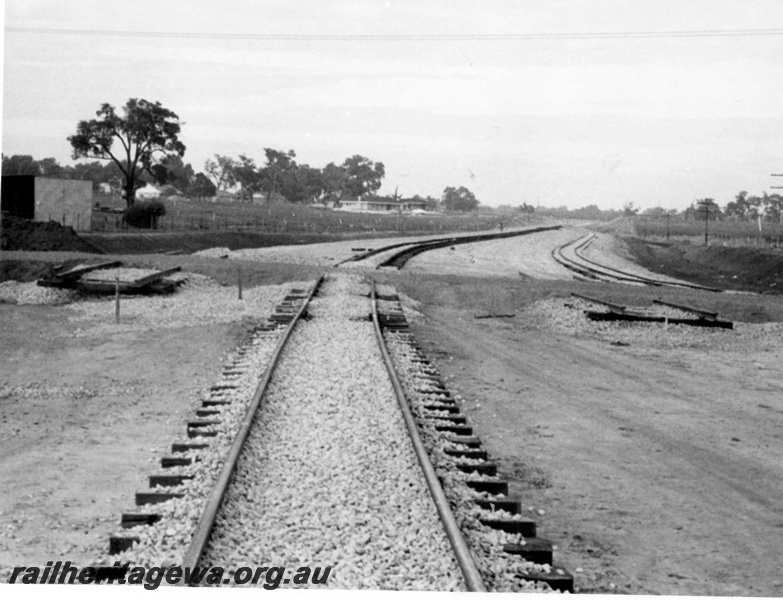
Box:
left=37, top=261, right=184, bottom=295
left=572, top=293, right=733, bottom=329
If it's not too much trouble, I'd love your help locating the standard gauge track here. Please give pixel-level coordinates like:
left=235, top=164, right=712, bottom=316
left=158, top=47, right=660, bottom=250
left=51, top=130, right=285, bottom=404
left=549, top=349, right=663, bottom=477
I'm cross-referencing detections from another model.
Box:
left=185, top=272, right=488, bottom=590
left=554, top=233, right=720, bottom=292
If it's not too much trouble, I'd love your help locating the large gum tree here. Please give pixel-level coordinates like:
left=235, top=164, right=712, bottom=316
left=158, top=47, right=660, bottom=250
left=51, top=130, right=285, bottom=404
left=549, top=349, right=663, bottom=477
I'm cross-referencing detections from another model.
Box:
left=68, top=98, right=185, bottom=207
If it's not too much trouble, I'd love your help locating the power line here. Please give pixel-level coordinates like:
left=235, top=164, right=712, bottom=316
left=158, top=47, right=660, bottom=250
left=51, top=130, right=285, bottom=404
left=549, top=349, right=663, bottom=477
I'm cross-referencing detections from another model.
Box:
left=6, top=26, right=783, bottom=42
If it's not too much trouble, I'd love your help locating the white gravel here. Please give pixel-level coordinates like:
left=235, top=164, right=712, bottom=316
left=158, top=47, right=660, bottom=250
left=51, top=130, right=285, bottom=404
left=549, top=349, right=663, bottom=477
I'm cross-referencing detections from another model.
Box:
left=200, top=273, right=465, bottom=590
left=523, top=297, right=783, bottom=353
left=0, top=281, right=77, bottom=305
left=66, top=276, right=308, bottom=337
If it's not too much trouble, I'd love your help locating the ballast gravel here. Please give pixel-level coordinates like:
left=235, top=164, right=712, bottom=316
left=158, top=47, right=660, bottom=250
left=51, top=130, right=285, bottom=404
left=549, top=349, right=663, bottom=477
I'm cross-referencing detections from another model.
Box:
left=200, top=274, right=465, bottom=590
left=97, top=324, right=288, bottom=570
left=381, top=330, right=551, bottom=593
left=525, top=296, right=783, bottom=353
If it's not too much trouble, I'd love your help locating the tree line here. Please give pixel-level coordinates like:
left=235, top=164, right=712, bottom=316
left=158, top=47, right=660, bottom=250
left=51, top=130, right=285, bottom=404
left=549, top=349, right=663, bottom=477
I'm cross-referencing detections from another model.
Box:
left=532, top=193, right=783, bottom=224
left=635, top=193, right=783, bottom=224
left=4, top=98, right=482, bottom=214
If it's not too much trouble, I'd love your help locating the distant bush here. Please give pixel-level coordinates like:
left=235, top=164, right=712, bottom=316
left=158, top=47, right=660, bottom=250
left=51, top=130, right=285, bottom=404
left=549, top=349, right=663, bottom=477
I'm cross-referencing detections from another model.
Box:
left=125, top=200, right=167, bottom=229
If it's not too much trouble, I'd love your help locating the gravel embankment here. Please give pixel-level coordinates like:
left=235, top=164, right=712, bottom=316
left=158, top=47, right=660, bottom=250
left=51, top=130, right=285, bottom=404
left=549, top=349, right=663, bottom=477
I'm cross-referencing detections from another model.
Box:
left=0, top=272, right=309, bottom=337
left=200, top=274, right=465, bottom=590
left=524, top=297, right=783, bottom=353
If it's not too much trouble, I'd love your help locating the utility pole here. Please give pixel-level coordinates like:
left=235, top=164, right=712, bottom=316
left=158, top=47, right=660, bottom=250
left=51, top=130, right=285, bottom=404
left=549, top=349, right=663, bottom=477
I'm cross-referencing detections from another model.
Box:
left=697, top=198, right=716, bottom=245
left=666, top=210, right=672, bottom=240
left=772, top=173, right=783, bottom=190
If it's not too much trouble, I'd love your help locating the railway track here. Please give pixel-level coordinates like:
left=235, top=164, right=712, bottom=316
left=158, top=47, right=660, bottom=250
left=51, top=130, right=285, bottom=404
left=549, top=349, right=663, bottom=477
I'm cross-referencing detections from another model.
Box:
left=554, top=232, right=721, bottom=292
left=103, top=273, right=572, bottom=591
left=338, top=225, right=562, bottom=270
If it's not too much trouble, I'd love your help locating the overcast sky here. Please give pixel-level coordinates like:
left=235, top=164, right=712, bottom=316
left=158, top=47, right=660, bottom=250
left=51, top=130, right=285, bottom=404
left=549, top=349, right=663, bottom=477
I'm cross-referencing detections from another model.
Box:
left=3, top=1, right=783, bottom=210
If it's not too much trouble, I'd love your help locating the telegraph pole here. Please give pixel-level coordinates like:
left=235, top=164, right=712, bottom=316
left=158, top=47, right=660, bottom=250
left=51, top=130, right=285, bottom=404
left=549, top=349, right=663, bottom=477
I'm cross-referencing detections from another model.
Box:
left=697, top=198, right=716, bottom=245
left=773, top=174, right=783, bottom=190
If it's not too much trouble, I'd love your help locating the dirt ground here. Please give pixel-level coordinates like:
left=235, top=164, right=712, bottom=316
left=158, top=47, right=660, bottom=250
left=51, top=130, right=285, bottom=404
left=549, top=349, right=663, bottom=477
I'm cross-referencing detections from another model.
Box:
left=2, top=227, right=783, bottom=595
left=382, top=272, right=783, bottom=596
left=0, top=305, right=250, bottom=574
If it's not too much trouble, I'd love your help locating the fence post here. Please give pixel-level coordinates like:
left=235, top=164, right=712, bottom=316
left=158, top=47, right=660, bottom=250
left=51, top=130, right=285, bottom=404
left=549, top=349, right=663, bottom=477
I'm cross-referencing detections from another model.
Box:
left=115, top=276, right=120, bottom=324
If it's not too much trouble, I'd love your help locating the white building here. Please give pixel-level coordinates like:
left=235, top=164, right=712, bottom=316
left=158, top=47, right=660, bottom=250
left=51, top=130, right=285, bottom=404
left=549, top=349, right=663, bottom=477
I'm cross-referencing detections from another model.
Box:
left=136, top=183, right=162, bottom=200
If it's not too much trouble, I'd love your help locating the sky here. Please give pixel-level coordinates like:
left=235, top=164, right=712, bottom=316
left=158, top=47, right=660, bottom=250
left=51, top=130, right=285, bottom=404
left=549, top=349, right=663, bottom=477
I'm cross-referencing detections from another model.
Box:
left=3, top=0, right=783, bottom=211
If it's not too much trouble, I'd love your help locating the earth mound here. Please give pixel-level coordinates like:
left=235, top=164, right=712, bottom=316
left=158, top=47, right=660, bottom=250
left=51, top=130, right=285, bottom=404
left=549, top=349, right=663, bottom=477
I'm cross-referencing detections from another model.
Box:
left=625, top=236, right=783, bottom=294
left=1, top=212, right=101, bottom=253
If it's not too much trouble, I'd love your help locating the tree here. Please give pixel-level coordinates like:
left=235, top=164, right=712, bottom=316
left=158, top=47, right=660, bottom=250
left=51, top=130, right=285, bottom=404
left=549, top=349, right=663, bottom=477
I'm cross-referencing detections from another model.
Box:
left=259, top=149, right=298, bottom=202
left=724, top=191, right=750, bottom=221
left=2, top=154, right=40, bottom=176
left=442, top=186, right=478, bottom=212
left=282, top=165, right=324, bottom=204
left=204, top=154, right=237, bottom=192
left=190, top=173, right=217, bottom=199
left=150, top=155, right=195, bottom=193
left=321, top=162, right=348, bottom=200
left=232, top=154, right=262, bottom=201
left=409, top=194, right=440, bottom=212
left=68, top=98, right=186, bottom=207
left=623, top=202, right=639, bottom=217
left=762, top=192, right=783, bottom=223
left=37, top=157, right=64, bottom=178
left=341, top=155, right=385, bottom=197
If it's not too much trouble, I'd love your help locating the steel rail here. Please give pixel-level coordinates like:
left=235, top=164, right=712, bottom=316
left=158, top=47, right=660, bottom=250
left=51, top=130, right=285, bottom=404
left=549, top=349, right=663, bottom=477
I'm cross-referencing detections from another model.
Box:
left=376, top=226, right=562, bottom=269
left=653, top=298, right=719, bottom=320
left=570, top=292, right=628, bottom=313
left=555, top=233, right=721, bottom=291
left=556, top=233, right=653, bottom=285
left=179, top=275, right=325, bottom=579
left=370, top=281, right=488, bottom=592
left=336, top=226, right=561, bottom=268
left=572, top=233, right=724, bottom=291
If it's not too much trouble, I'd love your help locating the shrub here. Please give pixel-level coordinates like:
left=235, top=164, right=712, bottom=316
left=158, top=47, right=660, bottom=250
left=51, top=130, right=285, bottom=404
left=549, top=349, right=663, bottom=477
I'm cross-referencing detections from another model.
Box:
left=125, top=200, right=167, bottom=229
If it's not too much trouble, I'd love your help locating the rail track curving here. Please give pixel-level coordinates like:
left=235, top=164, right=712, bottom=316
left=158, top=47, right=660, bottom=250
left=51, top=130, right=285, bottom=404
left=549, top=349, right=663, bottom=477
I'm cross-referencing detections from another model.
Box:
left=553, top=232, right=721, bottom=291
left=337, top=225, right=562, bottom=269
left=102, top=272, right=573, bottom=591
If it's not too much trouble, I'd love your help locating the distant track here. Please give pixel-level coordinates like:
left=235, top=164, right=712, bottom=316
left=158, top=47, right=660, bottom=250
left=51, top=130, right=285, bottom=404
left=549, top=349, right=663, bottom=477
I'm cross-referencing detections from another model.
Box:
left=370, top=226, right=562, bottom=269
left=554, top=233, right=721, bottom=292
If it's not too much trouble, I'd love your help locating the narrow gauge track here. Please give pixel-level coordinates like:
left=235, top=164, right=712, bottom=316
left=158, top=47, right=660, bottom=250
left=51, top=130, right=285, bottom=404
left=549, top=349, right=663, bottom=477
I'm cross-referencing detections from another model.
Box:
left=338, top=225, right=562, bottom=269
left=554, top=232, right=721, bottom=292
left=105, top=272, right=570, bottom=591
left=186, top=273, right=477, bottom=590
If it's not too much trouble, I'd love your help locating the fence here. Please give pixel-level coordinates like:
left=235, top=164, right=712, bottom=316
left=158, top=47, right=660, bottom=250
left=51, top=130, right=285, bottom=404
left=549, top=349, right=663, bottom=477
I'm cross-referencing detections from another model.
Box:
left=631, top=218, right=783, bottom=249
left=87, top=198, right=508, bottom=235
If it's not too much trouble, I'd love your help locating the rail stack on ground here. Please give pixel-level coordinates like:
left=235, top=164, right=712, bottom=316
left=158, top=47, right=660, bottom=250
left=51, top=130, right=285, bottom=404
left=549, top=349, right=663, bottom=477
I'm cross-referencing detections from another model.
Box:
left=374, top=286, right=574, bottom=593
